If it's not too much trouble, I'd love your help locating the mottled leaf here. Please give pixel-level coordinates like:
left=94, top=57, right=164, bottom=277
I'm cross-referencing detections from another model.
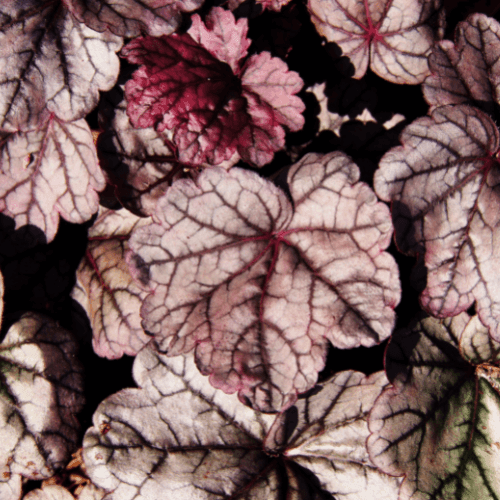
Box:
left=121, top=7, right=305, bottom=167
left=83, top=346, right=400, bottom=499
left=368, top=313, right=500, bottom=500
left=374, top=104, right=500, bottom=341
left=72, top=207, right=152, bottom=359
left=0, top=116, right=105, bottom=243
left=307, top=0, right=442, bottom=84
left=128, top=152, right=400, bottom=411
left=0, top=313, right=85, bottom=490
left=65, top=0, right=204, bottom=38
left=0, top=1, right=122, bottom=132
left=97, top=84, right=181, bottom=217
left=423, top=13, right=500, bottom=110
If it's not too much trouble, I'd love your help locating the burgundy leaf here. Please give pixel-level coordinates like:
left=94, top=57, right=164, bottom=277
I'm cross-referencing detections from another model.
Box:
left=72, top=207, right=152, bottom=359
left=307, top=0, right=443, bottom=84
left=121, top=7, right=305, bottom=167
left=423, top=13, right=500, bottom=110
left=127, top=152, right=400, bottom=412
left=83, top=346, right=400, bottom=499
left=0, top=1, right=122, bottom=132
left=65, top=0, right=204, bottom=38
left=374, top=104, right=500, bottom=341
left=0, top=116, right=105, bottom=242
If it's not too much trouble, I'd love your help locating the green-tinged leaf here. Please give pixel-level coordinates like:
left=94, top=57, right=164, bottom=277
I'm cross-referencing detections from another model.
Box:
left=368, top=313, right=500, bottom=500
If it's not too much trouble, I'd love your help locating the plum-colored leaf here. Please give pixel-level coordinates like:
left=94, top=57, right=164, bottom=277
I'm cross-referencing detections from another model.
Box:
left=97, top=84, right=182, bottom=217
left=128, top=152, right=400, bottom=411
left=72, top=207, right=152, bottom=359
left=374, top=104, right=500, bottom=341
left=0, top=313, right=85, bottom=492
left=65, top=0, right=204, bottom=37
left=423, top=14, right=500, bottom=110
left=307, top=0, right=442, bottom=84
left=0, top=116, right=105, bottom=243
left=121, top=7, right=305, bottom=167
left=368, top=313, right=500, bottom=500
left=0, top=1, right=122, bottom=132
left=83, top=345, right=400, bottom=499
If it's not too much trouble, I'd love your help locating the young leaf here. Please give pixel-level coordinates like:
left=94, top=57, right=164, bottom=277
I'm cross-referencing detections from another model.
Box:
left=0, top=313, right=85, bottom=492
left=83, top=346, right=401, bottom=499
left=368, top=313, right=500, bottom=500
left=307, top=0, right=442, bottom=84
left=0, top=116, right=105, bottom=242
left=374, top=104, right=500, bottom=341
left=65, top=0, right=205, bottom=38
left=72, top=207, right=152, bottom=359
left=121, top=7, right=305, bottom=167
left=128, top=152, right=400, bottom=411
left=0, top=1, right=122, bottom=132
left=423, top=13, right=500, bottom=110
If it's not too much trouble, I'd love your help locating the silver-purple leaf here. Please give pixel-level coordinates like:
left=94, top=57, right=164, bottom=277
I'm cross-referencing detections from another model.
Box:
left=65, top=0, right=204, bottom=38
left=72, top=207, right=152, bottom=359
left=368, top=313, right=500, bottom=500
left=0, top=1, right=122, bottom=132
left=307, top=0, right=442, bottom=84
left=0, top=116, right=105, bottom=243
left=97, top=84, right=182, bottom=217
left=423, top=13, right=500, bottom=110
left=0, top=313, right=85, bottom=492
left=83, top=346, right=400, bottom=499
left=128, top=152, right=400, bottom=412
left=23, top=484, right=75, bottom=500
left=374, top=104, right=500, bottom=341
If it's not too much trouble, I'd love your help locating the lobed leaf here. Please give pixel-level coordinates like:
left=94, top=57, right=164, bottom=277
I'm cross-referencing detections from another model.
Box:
left=0, top=1, right=122, bottom=132
left=72, top=207, right=152, bottom=359
left=0, top=116, right=105, bottom=243
left=368, top=313, right=500, bottom=499
left=307, top=0, right=442, bottom=84
left=121, top=7, right=304, bottom=167
left=0, top=313, right=84, bottom=494
left=423, top=13, right=500, bottom=111
left=128, top=152, right=400, bottom=411
left=65, top=0, right=204, bottom=38
left=83, top=345, right=400, bottom=499
left=374, top=104, right=500, bottom=341
left=97, top=84, right=181, bottom=217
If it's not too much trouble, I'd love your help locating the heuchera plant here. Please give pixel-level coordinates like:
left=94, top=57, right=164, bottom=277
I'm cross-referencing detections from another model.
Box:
left=1, top=0, right=500, bottom=498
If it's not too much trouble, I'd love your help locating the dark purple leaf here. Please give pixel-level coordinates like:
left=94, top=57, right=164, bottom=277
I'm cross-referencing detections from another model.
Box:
left=121, top=7, right=305, bottom=167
